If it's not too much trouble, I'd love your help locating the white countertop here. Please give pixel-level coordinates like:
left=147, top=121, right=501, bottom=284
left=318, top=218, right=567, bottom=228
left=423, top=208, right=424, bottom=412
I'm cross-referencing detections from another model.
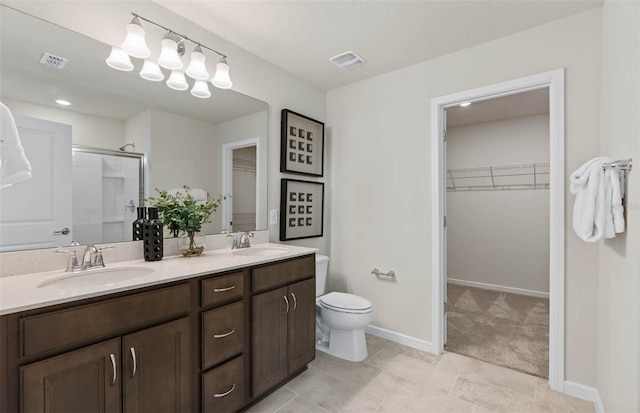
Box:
left=0, top=243, right=317, bottom=316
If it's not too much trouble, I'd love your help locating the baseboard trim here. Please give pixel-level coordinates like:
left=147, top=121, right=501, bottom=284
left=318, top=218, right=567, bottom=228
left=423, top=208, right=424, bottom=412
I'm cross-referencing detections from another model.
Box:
left=447, top=277, right=550, bottom=299
left=365, top=325, right=435, bottom=354
left=563, top=381, right=605, bottom=413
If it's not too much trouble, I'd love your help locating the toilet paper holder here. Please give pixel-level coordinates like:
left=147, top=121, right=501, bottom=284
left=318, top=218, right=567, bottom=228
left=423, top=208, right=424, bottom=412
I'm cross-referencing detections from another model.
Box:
left=371, top=268, right=396, bottom=278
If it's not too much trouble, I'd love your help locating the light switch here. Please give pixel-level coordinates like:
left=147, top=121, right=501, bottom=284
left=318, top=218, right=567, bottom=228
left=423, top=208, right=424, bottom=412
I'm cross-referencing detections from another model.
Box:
left=269, top=209, right=278, bottom=225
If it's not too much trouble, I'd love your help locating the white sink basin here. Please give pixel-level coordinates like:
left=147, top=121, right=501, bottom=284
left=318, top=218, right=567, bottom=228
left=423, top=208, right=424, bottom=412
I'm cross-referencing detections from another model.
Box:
left=38, top=267, right=155, bottom=289
left=233, top=247, right=289, bottom=257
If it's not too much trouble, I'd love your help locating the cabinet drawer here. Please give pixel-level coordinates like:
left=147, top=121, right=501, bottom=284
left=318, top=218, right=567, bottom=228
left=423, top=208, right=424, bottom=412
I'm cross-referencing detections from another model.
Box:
left=202, top=301, right=244, bottom=369
left=202, top=272, right=244, bottom=306
left=21, top=284, right=190, bottom=358
left=252, top=255, right=315, bottom=293
left=202, top=355, right=245, bottom=413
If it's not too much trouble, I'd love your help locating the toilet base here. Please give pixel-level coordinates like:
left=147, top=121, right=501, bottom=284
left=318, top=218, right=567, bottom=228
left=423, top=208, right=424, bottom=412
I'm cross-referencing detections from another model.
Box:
left=315, top=327, right=368, bottom=362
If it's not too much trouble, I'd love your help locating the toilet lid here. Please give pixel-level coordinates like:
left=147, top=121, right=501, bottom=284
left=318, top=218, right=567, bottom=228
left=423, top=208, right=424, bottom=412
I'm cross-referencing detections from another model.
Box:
left=319, top=292, right=372, bottom=312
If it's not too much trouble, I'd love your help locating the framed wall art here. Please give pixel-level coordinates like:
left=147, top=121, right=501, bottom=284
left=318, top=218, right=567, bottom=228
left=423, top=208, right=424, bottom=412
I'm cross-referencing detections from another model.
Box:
left=279, top=179, right=324, bottom=241
left=280, top=109, right=324, bottom=177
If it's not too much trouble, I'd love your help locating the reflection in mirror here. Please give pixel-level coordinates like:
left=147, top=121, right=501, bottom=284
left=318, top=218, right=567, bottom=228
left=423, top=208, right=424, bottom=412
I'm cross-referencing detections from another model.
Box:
left=0, top=5, right=269, bottom=252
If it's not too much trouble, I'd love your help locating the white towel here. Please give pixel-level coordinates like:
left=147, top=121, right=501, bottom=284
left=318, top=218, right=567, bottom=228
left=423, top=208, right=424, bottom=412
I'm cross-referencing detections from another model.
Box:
left=0, top=102, right=32, bottom=188
left=609, top=168, right=625, bottom=234
left=570, top=157, right=611, bottom=242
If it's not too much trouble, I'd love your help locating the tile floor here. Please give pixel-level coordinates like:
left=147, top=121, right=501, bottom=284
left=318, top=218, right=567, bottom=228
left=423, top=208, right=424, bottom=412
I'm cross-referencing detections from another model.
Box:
left=247, top=334, right=596, bottom=413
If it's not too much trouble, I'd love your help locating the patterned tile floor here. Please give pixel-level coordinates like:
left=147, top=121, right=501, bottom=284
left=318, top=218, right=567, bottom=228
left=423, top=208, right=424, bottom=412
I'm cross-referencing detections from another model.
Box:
left=247, top=334, right=596, bottom=413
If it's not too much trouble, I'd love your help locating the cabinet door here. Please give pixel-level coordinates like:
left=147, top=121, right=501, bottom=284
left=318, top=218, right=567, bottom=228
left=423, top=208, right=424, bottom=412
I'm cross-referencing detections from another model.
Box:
left=252, top=286, right=288, bottom=397
left=123, top=318, right=190, bottom=413
left=288, top=278, right=316, bottom=373
left=21, top=338, right=121, bottom=413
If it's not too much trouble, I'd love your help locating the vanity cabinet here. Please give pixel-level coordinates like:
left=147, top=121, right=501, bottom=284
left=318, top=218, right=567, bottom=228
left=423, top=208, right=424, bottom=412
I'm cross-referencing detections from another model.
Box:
left=0, top=252, right=316, bottom=413
left=21, top=318, right=190, bottom=413
left=251, top=256, right=316, bottom=398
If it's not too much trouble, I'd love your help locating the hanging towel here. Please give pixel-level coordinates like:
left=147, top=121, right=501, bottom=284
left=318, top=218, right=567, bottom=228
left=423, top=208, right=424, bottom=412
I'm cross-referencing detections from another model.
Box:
left=570, top=157, right=612, bottom=242
left=608, top=168, right=625, bottom=234
left=0, top=102, right=32, bottom=188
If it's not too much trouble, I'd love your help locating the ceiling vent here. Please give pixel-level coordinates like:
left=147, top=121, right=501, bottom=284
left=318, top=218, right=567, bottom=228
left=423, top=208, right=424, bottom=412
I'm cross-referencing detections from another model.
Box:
left=329, top=51, right=365, bottom=70
left=39, top=52, right=68, bottom=69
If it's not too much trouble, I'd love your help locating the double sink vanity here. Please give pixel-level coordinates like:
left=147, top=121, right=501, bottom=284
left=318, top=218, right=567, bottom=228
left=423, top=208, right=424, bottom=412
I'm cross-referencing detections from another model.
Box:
left=0, top=243, right=317, bottom=412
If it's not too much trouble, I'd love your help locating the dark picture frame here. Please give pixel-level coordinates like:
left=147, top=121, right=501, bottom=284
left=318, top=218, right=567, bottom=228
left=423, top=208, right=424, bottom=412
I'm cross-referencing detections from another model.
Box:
left=280, top=109, right=324, bottom=177
left=279, top=179, right=324, bottom=241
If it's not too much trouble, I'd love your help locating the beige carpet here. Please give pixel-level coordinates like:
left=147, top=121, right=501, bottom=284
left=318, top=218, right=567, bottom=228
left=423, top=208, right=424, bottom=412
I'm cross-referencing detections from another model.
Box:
left=445, top=283, right=549, bottom=378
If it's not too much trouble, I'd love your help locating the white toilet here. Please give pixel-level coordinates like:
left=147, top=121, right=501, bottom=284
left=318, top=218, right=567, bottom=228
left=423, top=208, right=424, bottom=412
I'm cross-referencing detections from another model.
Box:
left=315, top=254, right=374, bottom=362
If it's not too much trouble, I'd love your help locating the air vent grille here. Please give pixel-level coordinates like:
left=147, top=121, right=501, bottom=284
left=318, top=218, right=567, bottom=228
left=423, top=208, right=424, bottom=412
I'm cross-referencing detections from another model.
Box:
left=329, top=51, right=365, bottom=70
left=39, top=53, right=68, bottom=69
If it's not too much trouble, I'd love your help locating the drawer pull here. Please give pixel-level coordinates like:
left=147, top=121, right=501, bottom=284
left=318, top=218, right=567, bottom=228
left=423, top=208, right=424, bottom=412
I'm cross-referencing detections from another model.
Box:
left=130, top=347, right=137, bottom=377
left=291, top=293, right=297, bottom=312
left=109, top=353, right=117, bottom=385
left=213, top=285, right=236, bottom=293
left=283, top=295, right=290, bottom=315
left=213, top=329, right=235, bottom=339
left=214, top=384, right=236, bottom=398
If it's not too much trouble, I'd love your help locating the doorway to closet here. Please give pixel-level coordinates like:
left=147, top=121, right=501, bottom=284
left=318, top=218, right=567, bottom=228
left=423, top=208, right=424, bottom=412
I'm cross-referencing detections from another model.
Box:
left=430, top=69, right=566, bottom=391
left=444, top=89, right=550, bottom=378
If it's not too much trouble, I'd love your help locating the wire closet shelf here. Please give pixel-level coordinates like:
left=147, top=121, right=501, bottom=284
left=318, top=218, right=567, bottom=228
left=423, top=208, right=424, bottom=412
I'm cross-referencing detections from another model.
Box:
left=447, top=162, right=550, bottom=191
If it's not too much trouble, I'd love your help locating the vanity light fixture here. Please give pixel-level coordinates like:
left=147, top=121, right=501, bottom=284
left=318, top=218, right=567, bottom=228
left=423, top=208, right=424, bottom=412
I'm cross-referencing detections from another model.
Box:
left=107, top=12, right=233, bottom=98
left=121, top=16, right=151, bottom=59
left=55, top=99, right=71, bottom=106
left=105, top=46, right=134, bottom=71
left=459, top=101, right=472, bottom=107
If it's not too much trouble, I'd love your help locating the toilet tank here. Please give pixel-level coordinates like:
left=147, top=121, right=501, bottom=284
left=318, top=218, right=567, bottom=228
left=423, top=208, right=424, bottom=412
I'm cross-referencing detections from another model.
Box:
left=315, top=254, right=329, bottom=296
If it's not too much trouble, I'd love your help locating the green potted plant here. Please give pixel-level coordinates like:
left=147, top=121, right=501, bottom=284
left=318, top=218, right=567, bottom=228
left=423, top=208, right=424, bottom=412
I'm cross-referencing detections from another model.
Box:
left=147, top=186, right=225, bottom=257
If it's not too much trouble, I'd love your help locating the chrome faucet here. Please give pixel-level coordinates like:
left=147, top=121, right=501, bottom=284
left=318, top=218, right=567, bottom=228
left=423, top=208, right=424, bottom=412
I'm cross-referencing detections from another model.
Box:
left=239, top=232, right=254, bottom=248
left=81, top=244, right=102, bottom=270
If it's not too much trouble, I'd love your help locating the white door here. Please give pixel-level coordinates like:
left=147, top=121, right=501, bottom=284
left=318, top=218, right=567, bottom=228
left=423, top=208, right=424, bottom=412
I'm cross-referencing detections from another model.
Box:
left=0, top=116, right=72, bottom=251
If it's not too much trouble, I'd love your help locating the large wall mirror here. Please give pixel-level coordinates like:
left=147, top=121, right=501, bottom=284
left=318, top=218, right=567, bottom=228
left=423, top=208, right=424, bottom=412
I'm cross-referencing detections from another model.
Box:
left=0, top=5, right=269, bottom=252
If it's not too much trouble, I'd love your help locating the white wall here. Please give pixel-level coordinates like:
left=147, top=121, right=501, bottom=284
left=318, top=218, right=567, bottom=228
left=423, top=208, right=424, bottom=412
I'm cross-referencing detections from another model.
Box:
left=327, top=9, right=602, bottom=387
left=3, top=1, right=329, bottom=254
left=446, top=114, right=550, bottom=294
left=597, top=0, right=640, bottom=411
left=146, top=109, right=219, bottom=234
left=1, top=97, right=125, bottom=148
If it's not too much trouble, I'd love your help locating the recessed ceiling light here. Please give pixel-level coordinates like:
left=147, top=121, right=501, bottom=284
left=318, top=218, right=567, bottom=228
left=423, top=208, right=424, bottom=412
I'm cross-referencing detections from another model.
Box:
left=459, top=102, right=471, bottom=107
left=55, top=99, right=71, bottom=106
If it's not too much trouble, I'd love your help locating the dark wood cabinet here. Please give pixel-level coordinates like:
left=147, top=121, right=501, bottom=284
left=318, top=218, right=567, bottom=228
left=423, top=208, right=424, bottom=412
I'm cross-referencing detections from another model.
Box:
left=1, top=253, right=316, bottom=413
left=21, top=318, right=190, bottom=413
left=122, top=318, right=190, bottom=413
left=21, top=338, right=121, bottom=413
left=251, top=257, right=316, bottom=398
left=251, top=286, right=289, bottom=397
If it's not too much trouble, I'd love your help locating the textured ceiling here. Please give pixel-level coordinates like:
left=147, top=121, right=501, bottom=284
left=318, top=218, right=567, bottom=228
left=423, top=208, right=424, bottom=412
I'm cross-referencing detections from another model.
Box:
left=157, top=0, right=602, bottom=91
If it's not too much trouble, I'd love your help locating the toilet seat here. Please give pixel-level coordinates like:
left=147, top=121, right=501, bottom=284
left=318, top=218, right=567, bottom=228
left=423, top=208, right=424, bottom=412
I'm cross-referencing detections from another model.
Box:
left=319, top=292, right=372, bottom=314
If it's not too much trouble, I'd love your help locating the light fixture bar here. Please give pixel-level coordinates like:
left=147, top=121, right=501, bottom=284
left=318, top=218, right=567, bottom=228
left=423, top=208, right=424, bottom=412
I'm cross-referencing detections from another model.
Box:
left=131, top=12, right=227, bottom=59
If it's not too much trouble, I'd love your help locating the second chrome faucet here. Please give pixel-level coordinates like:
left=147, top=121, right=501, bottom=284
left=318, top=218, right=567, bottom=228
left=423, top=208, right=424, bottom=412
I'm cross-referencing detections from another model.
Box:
left=227, top=231, right=254, bottom=249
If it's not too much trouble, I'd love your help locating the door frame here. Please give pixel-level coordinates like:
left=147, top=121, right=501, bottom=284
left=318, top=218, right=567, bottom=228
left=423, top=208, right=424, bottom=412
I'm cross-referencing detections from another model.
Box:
left=221, top=137, right=261, bottom=232
left=430, top=69, right=565, bottom=391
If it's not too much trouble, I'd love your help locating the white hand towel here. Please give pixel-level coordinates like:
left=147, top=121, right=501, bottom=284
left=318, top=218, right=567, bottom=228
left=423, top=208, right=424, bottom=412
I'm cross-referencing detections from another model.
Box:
left=0, top=102, right=32, bottom=188
left=570, top=157, right=612, bottom=242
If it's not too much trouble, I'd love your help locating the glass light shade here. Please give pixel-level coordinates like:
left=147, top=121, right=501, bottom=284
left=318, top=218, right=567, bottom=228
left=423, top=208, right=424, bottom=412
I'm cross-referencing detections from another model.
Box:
left=139, top=59, right=164, bottom=81
left=157, top=38, right=183, bottom=70
left=190, top=80, right=211, bottom=99
left=105, top=46, right=134, bottom=71
left=166, top=70, right=188, bottom=91
left=185, top=46, right=209, bottom=80
left=121, top=20, right=151, bottom=59
left=211, top=58, right=232, bottom=89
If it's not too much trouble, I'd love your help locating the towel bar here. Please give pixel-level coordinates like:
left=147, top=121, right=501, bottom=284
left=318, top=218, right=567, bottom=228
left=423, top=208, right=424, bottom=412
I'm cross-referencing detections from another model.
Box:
left=371, top=268, right=396, bottom=278
left=603, top=158, right=632, bottom=171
